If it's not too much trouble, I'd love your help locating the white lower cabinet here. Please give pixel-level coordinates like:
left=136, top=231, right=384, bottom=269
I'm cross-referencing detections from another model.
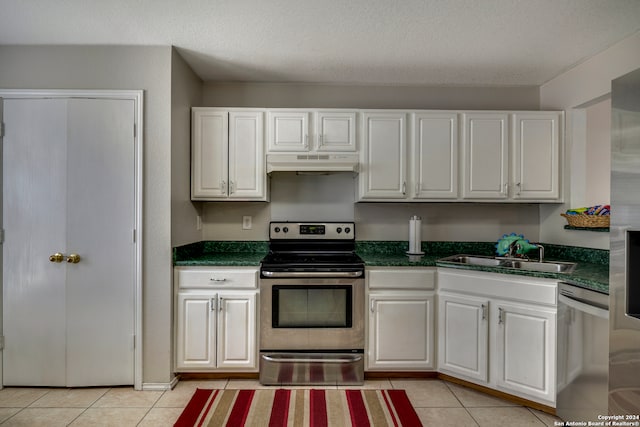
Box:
left=438, top=292, right=489, bottom=382
left=494, top=301, right=556, bottom=402
left=174, top=267, right=258, bottom=372
left=366, top=268, right=436, bottom=370
left=438, top=269, right=557, bottom=406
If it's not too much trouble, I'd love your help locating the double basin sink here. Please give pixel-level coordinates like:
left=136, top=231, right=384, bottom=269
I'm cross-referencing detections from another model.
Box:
left=438, top=254, right=577, bottom=274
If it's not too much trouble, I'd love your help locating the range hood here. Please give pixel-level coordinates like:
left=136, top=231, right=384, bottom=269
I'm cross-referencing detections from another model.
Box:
left=266, top=153, right=359, bottom=173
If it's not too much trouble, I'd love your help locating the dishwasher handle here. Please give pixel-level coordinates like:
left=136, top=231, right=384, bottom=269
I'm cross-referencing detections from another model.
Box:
left=559, top=293, right=609, bottom=320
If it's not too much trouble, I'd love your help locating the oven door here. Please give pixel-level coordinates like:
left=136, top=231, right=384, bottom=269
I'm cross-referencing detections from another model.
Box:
left=260, top=277, right=365, bottom=351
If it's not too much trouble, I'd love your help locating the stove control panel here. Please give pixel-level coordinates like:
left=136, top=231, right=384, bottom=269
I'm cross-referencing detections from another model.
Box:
left=270, top=222, right=355, bottom=240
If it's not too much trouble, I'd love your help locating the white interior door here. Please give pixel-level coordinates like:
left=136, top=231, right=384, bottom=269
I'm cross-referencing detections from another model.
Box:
left=2, top=97, right=136, bottom=387
left=65, top=99, right=135, bottom=386
left=2, top=99, right=68, bottom=386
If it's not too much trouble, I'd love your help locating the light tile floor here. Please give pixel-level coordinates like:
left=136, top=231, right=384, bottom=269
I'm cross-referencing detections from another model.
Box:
left=0, top=378, right=563, bottom=426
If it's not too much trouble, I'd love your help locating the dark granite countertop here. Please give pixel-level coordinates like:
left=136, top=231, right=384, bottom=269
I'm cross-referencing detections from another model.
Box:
left=173, top=241, right=267, bottom=267
left=173, top=240, right=609, bottom=294
left=357, top=241, right=609, bottom=294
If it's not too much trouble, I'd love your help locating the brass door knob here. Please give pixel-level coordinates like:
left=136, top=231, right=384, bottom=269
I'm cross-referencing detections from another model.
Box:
left=66, top=254, right=81, bottom=264
left=49, top=253, right=64, bottom=263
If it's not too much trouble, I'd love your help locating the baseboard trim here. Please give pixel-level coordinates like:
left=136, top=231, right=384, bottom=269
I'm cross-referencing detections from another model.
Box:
left=365, top=371, right=438, bottom=379
left=178, top=372, right=259, bottom=380
left=437, top=373, right=556, bottom=415
left=142, top=376, right=179, bottom=391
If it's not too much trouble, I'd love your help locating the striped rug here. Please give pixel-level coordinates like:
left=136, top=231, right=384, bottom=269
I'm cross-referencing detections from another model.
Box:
left=174, top=389, right=423, bottom=427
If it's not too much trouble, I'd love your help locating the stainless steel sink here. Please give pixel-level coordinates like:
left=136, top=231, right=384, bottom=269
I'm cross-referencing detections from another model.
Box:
left=438, top=254, right=577, bottom=274
left=439, top=255, right=505, bottom=266
left=501, top=259, right=577, bottom=273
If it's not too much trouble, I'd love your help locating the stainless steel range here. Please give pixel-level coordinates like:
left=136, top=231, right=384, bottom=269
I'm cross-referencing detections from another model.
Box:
left=259, top=222, right=365, bottom=385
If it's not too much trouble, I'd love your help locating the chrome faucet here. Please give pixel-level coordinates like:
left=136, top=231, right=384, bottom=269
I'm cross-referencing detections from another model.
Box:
left=534, top=244, right=545, bottom=262
left=507, top=240, right=521, bottom=258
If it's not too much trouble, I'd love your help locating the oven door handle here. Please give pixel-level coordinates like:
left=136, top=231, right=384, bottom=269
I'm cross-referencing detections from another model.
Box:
left=261, top=271, right=363, bottom=278
left=261, top=354, right=363, bottom=364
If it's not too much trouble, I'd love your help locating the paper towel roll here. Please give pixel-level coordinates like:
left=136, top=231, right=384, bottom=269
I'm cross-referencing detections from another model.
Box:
left=407, top=215, right=424, bottom=255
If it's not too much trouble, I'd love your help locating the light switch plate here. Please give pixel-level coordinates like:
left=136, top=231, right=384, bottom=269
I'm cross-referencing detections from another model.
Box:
left=242, top=216, right=252, bottom=230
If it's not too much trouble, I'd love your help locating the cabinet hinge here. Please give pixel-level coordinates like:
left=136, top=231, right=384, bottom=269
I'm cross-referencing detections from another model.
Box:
left=0, top=228, right=4, bottom=245
left=133, top=123, right=136, bottom=138
left=0, top=336, right=4, bottom=350
left=1, top=122, right=5, bottom=138
left=133, top=229, right=136, bottom=243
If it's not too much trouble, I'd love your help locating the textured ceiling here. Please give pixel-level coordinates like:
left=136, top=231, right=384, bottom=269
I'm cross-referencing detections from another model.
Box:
left=1, top=0, right=639, bottom=85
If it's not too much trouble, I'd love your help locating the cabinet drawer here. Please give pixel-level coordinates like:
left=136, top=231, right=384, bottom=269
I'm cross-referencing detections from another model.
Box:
left=368, top=268, right=436, bottom=290
left=176, top=267, right=258, bottom=289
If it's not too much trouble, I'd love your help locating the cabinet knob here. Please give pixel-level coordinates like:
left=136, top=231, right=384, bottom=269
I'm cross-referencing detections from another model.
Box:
left=49, top=252, right=64, bottom=263
left=67, top=254, right=81, bottom=264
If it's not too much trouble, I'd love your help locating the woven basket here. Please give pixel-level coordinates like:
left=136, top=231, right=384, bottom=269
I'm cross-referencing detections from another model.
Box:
left=561, top=213, right=610, bottom=228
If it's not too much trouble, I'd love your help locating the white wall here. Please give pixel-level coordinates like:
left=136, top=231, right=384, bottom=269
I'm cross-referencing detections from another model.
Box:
left=0, top=45, right=174, bottom=385
left=171, top=48, right=204, bottom=247
left=203, top=82, right=540, bottom=110
left=199, top=82, right=543, bottom=243
left=539, top=31, right=640, bottom=249
left=585, top=98, right=611, bottom=207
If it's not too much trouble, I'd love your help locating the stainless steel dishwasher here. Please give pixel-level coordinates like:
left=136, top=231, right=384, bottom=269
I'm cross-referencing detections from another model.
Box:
left=556, top=282, right=609, bottom=423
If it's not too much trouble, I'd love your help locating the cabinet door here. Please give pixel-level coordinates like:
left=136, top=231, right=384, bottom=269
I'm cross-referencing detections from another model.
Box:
left=359, top=112, right=407, bottom=199
left=494, top=301, right=556, bottom=404
left=228, top=111, right=266, bottom=199
left=368, top=293, right=434, bottom=370
left=512, top=112, right=561, bottom=200
left=192, top=109, right=229, bottom=199
left=413, top=112, right=459, bottom=199
left=316, top=111, right=357, bottom=152
left=462, top=113, right=509, bottom=199
left=267, top=111, right=310, bottom=152
left=176, top=294, right=217, bottom=370
left=438, top=293, right=489, bottom=383
left=217, top=293, right=257, bottom=370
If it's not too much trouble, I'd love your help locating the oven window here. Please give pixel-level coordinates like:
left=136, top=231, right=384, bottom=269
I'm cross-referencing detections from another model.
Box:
left=273, top=285, right=352, bottom=328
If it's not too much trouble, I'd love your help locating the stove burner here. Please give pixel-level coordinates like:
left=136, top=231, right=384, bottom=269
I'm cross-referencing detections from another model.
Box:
left=260, top=221, right=364, bottom=278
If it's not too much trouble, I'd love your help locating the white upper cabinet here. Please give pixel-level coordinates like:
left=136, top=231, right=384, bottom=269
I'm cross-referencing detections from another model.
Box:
left=228, top=111, right=266, bottom=199
left=511, top=112, right=562, bottom=200
left=267, top=110, right=310, bottom=152
left=267, top=109, right=357, bottom=153
left=412, top=112, right=459, bottom=199
left=462, top=112, right=510, bottom=199
left=462, top=111, right=563, bottom=202
left=192, top=109, right=229, bottom=199
left=192, top=108, right=266, bottom=201
left=358, top=111, right=407, bottom=199
left=315, top=111, right=357, bottom=151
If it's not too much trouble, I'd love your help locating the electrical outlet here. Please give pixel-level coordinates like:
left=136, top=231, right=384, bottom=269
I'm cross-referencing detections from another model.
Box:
left=196, top=215, right=202, bottom=230
left=242, top=216, right=252, bottom=230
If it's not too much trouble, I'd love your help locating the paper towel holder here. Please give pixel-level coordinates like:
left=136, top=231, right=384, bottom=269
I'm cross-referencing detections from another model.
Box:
left=406, top=215, right=425, bottom=256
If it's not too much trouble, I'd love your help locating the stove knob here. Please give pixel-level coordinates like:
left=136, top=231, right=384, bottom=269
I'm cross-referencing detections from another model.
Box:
left=283, top=227, right=289, bottom=233
left=336, top=227, right=342, bottom=234
left=345, top=227, right=351, bottom=234
left=274, top=227, right=281, bottom=233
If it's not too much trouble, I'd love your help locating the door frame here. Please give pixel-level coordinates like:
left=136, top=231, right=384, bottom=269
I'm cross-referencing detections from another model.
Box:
left=0, top=89, right=144, bottom=390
